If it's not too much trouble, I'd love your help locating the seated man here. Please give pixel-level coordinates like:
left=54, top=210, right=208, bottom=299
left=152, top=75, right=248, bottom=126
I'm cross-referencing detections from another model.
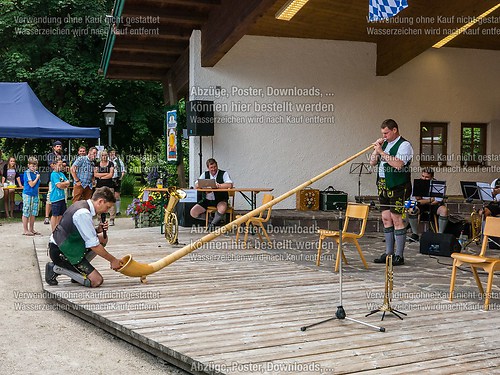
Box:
left=190, top=158, right=233, bottom=228
left=483, top=177, right=500, bottom=218
left=407, top=168, right=449, bottom=242
left=45, top=187, right=122, bottom=287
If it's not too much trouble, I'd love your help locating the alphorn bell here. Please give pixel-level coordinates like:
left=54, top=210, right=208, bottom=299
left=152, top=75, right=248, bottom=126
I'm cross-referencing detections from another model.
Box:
left=118, top=145, right=374, bottom=279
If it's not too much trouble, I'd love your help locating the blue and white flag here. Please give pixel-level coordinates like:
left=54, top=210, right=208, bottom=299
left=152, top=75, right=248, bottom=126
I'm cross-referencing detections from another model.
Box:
left=369, top=0, right=408, bottom=22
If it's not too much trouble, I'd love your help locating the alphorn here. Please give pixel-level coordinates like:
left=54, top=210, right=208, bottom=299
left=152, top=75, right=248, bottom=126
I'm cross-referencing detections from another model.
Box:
left=118, top=145, right=374, bottom=279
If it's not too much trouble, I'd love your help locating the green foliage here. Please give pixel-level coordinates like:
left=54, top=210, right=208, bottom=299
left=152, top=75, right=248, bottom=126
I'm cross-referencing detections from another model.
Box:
left=120, top=173, right=135, bottom=196
left=0, top=0, right=165, bottom=156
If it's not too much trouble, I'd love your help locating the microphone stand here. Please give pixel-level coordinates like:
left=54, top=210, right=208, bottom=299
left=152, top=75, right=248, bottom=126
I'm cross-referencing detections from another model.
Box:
left=301, top=208, right=385, bottom=333
left=349, top=163, right=371, bottom=203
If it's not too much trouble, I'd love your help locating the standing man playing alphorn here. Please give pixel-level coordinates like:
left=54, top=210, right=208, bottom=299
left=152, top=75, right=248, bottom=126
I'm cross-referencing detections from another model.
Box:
left=370, top=119, right=413, bottom=266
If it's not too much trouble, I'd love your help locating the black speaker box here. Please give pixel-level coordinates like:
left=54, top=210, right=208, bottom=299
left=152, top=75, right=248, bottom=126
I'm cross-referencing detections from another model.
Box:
left=175, top=202, right=198, bottom=227
left=186, top=100, right=214, bottom=136
left=420, top=232, right=461, bottom=257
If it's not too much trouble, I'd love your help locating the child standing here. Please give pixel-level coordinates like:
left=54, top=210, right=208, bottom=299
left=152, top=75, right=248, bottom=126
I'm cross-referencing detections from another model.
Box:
left=22, top=157, right=41, bottom=235
left=50, top=157, right=70, bottom=231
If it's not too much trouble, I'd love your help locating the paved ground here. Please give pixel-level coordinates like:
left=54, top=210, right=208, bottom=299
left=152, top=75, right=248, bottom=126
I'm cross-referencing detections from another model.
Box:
left=0, top=217, right=188, bottom=375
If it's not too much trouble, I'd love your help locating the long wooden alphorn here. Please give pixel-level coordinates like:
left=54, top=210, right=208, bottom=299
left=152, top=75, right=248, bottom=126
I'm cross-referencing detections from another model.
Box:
left=118, top=145, right=374, bottom=279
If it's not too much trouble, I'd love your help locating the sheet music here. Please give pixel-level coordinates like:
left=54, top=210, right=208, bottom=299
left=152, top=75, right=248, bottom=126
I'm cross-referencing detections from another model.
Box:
left=477, top=182, right=494, bottom=202
left=430, top=180, right=446, bottom=198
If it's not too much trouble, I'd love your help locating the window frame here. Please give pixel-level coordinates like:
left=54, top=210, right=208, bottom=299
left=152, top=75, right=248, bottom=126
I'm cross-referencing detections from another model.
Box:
left=419, top=122, right=448, bottom=167
left=460, top=123, right=487, bottom=166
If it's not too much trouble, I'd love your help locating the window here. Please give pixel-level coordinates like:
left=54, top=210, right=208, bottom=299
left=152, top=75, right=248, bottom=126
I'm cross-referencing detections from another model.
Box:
left=419, top=122, right=448, bottom=166
left=461, top=123, right=486, bottom=166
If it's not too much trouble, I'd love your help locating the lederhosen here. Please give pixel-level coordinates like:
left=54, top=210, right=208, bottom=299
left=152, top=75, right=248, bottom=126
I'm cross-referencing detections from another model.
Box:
left=377, top=137, right=412, bottom=214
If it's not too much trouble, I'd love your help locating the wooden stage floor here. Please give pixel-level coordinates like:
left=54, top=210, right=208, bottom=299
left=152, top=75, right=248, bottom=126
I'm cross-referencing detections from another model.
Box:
left=35, top=225, right=500, bottom=374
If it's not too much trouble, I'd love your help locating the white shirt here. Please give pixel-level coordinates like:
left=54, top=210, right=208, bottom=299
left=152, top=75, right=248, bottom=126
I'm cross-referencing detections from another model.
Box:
left=378, top=136, right=414, bottom=178
left=197, top=170, right=232, bottom=201
left=50, top=199, right=100, bottom=248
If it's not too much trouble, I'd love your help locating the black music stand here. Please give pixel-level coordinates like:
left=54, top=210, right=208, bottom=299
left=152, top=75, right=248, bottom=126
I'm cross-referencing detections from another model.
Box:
left=300, top=210, right=385, bottom=333
left=350, top=163, right=372, bottom=203
left=413, top=179, right=446, bottom=200
left=460, top=181, right=494, bottom=203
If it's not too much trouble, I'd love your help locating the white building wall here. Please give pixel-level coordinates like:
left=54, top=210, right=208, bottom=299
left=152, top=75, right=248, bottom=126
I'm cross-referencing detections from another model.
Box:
left=189, top=30, right=500, bottom=209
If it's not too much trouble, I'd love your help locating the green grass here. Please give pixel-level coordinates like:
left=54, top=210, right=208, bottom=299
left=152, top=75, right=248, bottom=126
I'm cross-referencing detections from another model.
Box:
left=120, top=195, right=134, bottom=215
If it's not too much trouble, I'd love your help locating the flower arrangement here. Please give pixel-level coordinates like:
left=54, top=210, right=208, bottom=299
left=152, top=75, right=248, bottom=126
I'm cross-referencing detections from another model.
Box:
left=126, top=190, right=164, bottom=227
left=126, top=197, right=157, bottom=221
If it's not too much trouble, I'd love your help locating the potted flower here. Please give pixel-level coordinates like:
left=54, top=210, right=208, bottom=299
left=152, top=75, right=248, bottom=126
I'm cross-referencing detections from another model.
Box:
left=126, top=196, right=157, bottom=228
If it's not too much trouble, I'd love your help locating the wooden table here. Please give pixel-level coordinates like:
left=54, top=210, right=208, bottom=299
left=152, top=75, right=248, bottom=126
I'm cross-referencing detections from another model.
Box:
left=144, top=187, right=274, bottom=210
left=196, top=188, right=274, bottom=209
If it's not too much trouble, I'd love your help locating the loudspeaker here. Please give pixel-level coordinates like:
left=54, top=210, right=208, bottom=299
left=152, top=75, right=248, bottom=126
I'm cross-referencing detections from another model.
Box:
left=420, top=232, right=461, bottom=257
left=186, top=100, right=214, bottom=136
left=175, top=202, right=198, bottom=227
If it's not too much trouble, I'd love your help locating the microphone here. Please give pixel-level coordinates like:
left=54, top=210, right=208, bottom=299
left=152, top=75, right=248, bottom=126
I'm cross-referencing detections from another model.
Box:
left=101, top=213, right=107, bottom=239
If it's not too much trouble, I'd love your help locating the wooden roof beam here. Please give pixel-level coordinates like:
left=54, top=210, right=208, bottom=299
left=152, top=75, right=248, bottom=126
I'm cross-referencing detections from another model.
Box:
left=162, top=47, right=190, bottom=104
left=201, top=0, right=278, bottom=67
left=113, top=37, right=188, bottom=54
left=122, top=5, right=208, bottom=25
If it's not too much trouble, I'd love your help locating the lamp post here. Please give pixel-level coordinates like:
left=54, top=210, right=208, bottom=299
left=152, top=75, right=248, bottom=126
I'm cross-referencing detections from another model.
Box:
left=102, top=103, right=118, bottom=147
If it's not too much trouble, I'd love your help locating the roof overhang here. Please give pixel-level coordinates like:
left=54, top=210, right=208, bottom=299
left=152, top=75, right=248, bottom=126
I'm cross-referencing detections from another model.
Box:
left=99, top=0, right=500, bottom=102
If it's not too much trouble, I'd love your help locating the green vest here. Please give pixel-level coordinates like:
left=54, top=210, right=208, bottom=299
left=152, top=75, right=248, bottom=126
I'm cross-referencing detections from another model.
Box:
left=52, top=200, right=90, bottom=264
left=379, top=137, right=411, bottom=189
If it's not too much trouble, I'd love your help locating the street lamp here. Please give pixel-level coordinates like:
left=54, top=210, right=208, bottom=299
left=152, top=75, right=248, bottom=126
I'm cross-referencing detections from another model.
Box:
left=102, top=103, right=118, bottom=147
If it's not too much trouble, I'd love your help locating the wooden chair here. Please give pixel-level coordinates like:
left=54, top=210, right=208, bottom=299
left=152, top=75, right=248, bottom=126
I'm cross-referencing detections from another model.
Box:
left=235, top=194, right=274, bottom=247
left=205, top=190, right=235, bottom=229
left=316, top=203, right=369, bottom=272
left=449, top=216, right=500, bottom=311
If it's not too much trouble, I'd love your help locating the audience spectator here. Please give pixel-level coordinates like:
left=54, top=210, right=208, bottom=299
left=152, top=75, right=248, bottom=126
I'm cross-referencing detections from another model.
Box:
left=50, top=157, right=70, bottom=231
left=94, top=150, right=116, bottom=225
left=2, top=156, right=22, bottom=218
left=109, top=149, right=126, bottom=216
left=0, top=149, right=6, bottom=173
left=71, top=147, right=97, bottom=202
left=44, top=140, right=68, bottom=225
left=22, top=157, right=41, bottom=235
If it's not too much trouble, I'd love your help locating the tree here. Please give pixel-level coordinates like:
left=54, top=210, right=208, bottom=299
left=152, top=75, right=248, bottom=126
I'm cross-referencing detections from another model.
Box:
left=0, top=0, right=164, bottom=157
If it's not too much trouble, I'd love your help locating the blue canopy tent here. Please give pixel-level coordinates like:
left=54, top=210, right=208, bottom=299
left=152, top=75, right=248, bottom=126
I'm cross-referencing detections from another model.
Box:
left=0, top=82, right=100, bottom=139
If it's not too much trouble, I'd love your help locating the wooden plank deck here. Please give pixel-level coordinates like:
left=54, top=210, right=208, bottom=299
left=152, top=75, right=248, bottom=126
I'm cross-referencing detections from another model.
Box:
left=34, top=226, right=500, bottom=374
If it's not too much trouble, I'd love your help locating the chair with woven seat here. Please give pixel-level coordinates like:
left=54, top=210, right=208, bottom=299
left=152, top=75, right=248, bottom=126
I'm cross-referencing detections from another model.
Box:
left=205, top=190, right=235, bottom=229
left=449, top=216, right=500, bottom=311
left=235, top=194, right=274, bottom=247
left=316, top=203, right=370, bottom=272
